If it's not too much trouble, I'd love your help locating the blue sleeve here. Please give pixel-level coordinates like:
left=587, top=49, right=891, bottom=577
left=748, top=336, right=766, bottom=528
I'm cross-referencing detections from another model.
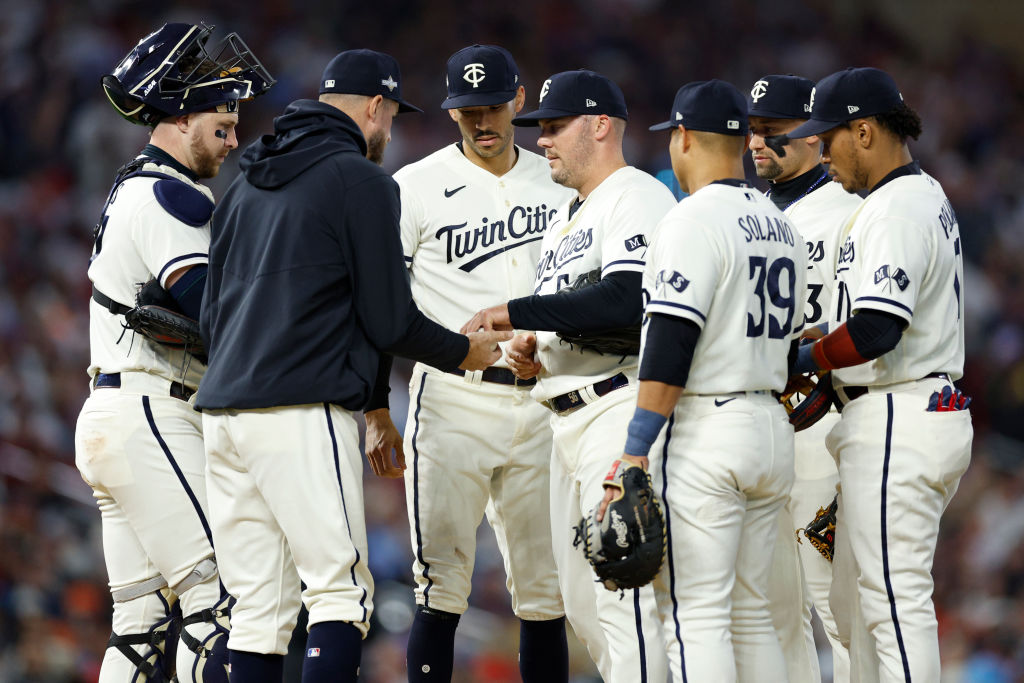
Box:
left=638, top=313, right=701, bottom=387
left=341, top=175, right=469, bottom=370
left=846, top=309, right=904, bottom=360
left=507, top=271, right=641, bottom=332
left=167, top=264, right=207, bottom=320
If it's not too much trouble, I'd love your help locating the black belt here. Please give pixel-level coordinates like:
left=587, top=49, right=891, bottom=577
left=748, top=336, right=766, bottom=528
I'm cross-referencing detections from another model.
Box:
left=95, top=372, right=196, bottom=401
left=841, top=372, right=950, bottom=405
left=544, top=372, right=629, bottom=415
left=448, top=367, right=537, bottom=387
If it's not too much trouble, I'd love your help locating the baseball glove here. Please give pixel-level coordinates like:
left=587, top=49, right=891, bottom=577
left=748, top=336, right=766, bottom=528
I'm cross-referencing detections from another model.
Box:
left=556, top=269, right=640, bottom=356
left=780, top=371, right=837, bottom=431
left=574, top=460, right=666, bottom=591
left=800, top=495, right=837, bottom=562
left=124, top=280, right=206, bottom=360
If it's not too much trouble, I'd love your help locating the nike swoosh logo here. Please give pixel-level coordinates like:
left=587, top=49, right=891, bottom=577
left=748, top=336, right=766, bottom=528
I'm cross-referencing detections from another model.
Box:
left=444, top=185, right=466, bottom=198
left=714, top=397, right=737, bottom=407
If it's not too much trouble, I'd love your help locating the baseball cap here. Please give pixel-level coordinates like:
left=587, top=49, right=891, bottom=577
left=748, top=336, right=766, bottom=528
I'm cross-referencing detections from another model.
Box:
left=512, top=70, right=628, bottom=126
left=788, top=67, right=904, bottom=138
left=319, top=49, right=422, bottom=113
left=441, top=45, right=519, bottom=110
left=649, top=79, right=747, bottom=135
left=747, top=74, right=815, bottom=119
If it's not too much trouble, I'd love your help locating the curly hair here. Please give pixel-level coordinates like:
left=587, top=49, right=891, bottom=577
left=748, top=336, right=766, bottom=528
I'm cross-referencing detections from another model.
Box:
left=873, top=103, right=923, bottom=141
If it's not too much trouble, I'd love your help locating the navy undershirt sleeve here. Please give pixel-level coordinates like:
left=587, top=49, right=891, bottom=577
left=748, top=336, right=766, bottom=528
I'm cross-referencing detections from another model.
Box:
left=638, top=313, right=701, bottom=387
left=846, top=309, right=905, bottom=360
left=168, top=264, right=207, bottom=320
left=365, top=354, right=393, bottom=411
left=507, top=271, right=641, bottom=333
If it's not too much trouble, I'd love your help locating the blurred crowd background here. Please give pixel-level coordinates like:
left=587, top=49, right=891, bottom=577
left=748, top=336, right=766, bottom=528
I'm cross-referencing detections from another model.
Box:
left=1, top=0, right=1023, bottom=681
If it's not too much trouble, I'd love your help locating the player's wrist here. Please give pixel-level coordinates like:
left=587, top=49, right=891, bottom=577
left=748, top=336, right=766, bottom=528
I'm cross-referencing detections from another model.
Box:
left=624, top=407, right=668, bottom=458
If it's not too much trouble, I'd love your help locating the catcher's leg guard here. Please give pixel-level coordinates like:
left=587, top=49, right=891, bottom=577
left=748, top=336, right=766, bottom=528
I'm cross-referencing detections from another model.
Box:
left=173, top=558, right=231, bottom=683
left=104, top=584, right=180, bottom=683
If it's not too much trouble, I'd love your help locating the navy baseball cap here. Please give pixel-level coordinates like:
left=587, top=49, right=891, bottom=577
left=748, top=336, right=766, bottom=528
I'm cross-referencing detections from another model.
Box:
left=748, top=75, right=815, bottom=119
left=650, top=79, right=747, bottom=135
left=441, top=45, right=520, bottom=110
left=319, top=49, right=422, bottom=113
left=512, top=70, right=628, bottom=126
left=789, top=67, right=904, bottom=138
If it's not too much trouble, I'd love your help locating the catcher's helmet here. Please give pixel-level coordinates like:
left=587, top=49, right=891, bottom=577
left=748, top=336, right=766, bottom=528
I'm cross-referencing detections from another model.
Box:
left=102, top=22, right=274, bottom=126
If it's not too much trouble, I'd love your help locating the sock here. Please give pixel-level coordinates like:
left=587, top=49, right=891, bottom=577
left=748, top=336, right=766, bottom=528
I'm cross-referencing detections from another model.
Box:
left=227, top=650, right=284, bottom=683
left=406, top=606, right=460, bottom=681
left=519, top=617, right=568, bottom=683
left=302, top=621, right=362, bottom=683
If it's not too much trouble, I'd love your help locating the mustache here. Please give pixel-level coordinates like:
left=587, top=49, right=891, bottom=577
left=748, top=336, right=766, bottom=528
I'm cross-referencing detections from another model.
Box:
left=474, top=130, right=500, bottom=139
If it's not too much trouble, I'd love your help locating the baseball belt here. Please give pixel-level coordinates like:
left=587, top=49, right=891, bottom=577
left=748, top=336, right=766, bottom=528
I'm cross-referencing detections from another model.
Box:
left=95, top=372, right=196, bottom=401
left=544, top=372, right=629, bottom=416
left=448, top=367, right=537, bottom=387
left=837, top=371, right=950, bottom=407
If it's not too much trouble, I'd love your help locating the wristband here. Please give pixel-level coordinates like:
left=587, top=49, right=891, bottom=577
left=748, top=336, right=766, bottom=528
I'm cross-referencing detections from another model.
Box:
left=624, top=407, right=668, bottom=457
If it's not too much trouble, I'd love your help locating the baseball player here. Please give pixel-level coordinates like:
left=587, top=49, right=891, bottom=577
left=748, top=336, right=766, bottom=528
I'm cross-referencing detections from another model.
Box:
left=466, top=69, right=676, bottom=682
left=748, top=73, right=860, bottom=682
left=788, top=67, right=972, bottom=682
left=74, top=23, right=273, bottom=682
left=598, top=79, right=808, bottom=683
left=363, top=45, right=574, bottom=682
left=197, top=50, right=508, bottom=683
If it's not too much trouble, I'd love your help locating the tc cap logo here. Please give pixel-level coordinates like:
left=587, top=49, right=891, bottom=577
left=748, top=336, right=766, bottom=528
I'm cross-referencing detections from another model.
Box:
left=463, top=63, right=486, bottom=88
left=539, top=78, right=551, bottom=103
left=750, top=79, right=768, bottom=103
left=381, top=76, right=397, bottom=92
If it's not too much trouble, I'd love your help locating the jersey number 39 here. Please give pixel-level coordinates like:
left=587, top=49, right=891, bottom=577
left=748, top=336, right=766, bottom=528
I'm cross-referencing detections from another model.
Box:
left=746, top=255, right=797, bottom=339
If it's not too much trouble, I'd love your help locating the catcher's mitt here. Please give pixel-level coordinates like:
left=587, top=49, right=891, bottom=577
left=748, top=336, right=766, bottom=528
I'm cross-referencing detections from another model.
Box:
left=556, top=269, right=640, bottom=356
left=574, top=460, right=666, bottom=591
left=124, top=280, right=206, bottom=360
left=780, top=371, right=837, bottom=431
left=799, top=494, right=837, bottom=562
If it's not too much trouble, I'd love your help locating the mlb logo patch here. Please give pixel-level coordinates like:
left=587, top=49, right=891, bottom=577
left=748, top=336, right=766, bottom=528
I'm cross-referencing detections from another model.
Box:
left=324, top=79, right=335, bottom=89
left=307, top=648, right=321, bottom=658
left=624, top=234, right=647, bottom=252
left=893, top=268, right=910, bottom=291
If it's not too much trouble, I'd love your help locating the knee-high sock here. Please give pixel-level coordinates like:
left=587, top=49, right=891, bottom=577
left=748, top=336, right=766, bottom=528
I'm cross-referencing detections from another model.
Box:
left=406, top=606, right=460, bottom=682
left=519, top=617, right=569, bottom=683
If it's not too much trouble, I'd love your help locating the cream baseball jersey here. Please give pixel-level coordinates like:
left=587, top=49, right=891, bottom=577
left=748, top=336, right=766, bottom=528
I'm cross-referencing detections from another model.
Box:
left=643, top=181, right=808, bottom=394
left=831, top=170, right=965, bottom=388
left=531, top=166, right=676, bottom=401
left=87, top=160, right=211, bottom=388
left=395, top=144, right=574, bottom=342
left=785, top=177, right=861, bottom=328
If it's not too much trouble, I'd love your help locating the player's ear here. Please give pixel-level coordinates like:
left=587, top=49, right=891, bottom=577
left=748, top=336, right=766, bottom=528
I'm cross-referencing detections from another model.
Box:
left=855, top=119, right=872, bottom=149
left=593, top=114, right=612, bottom=141
left=448, top=108, right=459, bottom=123
left=366, top=94, right=384, bottom=122
left=513, top=86, right=526, bottom=114
left=742, top=132, right=752, bottom=154
left=174, top=114, right=192, bottom=134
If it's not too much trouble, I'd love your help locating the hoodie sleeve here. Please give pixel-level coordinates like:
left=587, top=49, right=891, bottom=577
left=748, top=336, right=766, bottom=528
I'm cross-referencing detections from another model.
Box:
left=342, top=173, right=469, bottom=370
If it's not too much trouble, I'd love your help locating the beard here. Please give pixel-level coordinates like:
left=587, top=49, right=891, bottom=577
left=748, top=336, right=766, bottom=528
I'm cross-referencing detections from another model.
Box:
left=366, top=129, right=388, bottom=166
left=756, top=157, right=785, bottom=181
left=189, top=135, right=224, bottom=179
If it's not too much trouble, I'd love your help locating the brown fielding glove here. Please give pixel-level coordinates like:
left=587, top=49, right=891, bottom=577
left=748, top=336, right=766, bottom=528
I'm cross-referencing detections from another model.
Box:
left=574, top=460, right=666, bottom=591
left=800, top=495, right=838, bottom=562
left=780, top=371, right=838, bottom=431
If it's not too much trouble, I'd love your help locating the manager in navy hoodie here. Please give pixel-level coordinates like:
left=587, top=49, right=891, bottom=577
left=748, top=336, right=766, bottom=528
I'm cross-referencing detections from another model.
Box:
left=196, top=50, right=510, bottom=683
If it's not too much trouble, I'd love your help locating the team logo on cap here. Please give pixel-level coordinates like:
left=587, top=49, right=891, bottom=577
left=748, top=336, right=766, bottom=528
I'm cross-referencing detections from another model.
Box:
left=539, top=79, right=551, bottom=103
left=381, top=76, right=397, bottom=92
left=808, top=87, right=816, bottom=112
left=463, top=63, right=486, bottom=88
left=750, top=79, right=768, bottom=103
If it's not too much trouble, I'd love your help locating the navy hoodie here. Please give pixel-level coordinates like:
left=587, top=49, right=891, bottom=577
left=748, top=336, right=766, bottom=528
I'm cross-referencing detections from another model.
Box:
left=197, top=100, right=468, bottom=410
